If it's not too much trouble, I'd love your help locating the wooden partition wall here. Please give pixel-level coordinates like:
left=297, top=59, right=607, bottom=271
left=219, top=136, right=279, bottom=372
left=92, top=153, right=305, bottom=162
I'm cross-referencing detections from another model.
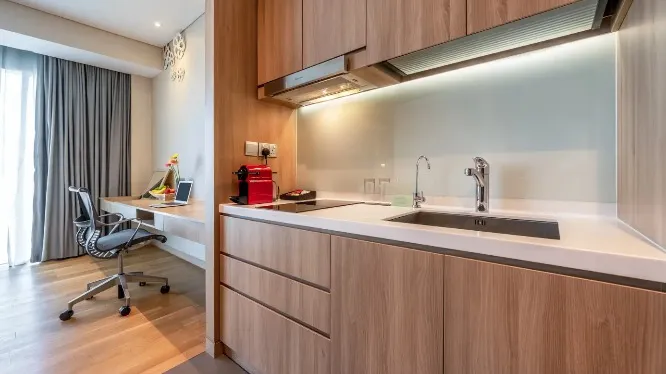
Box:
left=617, top=0, right=666, bottom=249
left=204, top=0, right=297, bottom=356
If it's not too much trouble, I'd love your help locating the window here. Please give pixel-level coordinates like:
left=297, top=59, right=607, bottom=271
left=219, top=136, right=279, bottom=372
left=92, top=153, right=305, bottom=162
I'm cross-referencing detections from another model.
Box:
left=0, top=64, right=36, bottom=266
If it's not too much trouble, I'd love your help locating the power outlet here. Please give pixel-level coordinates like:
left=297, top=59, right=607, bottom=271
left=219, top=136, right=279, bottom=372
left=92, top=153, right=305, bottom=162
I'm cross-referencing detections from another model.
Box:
left=259, top=143, right=277, bottom=158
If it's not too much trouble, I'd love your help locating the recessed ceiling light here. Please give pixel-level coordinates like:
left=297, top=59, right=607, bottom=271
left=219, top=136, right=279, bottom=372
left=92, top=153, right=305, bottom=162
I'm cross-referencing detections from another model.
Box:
left=154, top=22, right=161, bottom=28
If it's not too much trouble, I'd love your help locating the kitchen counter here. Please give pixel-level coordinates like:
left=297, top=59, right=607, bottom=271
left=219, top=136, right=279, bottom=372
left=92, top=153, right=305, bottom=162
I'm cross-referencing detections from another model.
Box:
left=219, top=200, right=666, bottom=284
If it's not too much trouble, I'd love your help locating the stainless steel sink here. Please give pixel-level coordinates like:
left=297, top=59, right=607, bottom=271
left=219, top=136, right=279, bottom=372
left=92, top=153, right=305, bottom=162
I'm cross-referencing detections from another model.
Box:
left=386, top=211, right=560, bottom=240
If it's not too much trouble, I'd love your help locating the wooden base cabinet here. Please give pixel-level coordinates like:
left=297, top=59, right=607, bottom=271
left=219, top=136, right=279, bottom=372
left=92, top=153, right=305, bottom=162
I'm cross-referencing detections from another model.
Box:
left=220, top=286, right=330, bottom=374
left=331, top=236, right=445, bottom=374
left=221, top=216, right=331, bottom=289
left=444, top=256, right=666, bottom=374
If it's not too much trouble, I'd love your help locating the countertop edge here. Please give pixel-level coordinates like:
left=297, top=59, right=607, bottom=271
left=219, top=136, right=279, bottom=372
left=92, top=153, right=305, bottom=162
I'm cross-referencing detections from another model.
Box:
left=219, top=204, right=666, bottom=287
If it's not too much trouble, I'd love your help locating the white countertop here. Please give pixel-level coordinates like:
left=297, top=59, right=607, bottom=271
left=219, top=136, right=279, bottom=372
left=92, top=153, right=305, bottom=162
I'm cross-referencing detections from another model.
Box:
left=219, top=200, right=666, bottom=284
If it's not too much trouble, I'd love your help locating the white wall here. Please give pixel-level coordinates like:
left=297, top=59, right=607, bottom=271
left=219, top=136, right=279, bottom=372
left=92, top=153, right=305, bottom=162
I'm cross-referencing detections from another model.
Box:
left=298, top=34, right=617, bottom=203
left=152, top=15, right=205, bottom=198
left=131, top=75, right=154, bottom=195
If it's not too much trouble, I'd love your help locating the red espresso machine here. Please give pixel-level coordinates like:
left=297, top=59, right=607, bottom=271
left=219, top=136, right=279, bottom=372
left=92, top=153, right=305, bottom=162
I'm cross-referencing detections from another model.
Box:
left=230, top=164, right=274, bottom=205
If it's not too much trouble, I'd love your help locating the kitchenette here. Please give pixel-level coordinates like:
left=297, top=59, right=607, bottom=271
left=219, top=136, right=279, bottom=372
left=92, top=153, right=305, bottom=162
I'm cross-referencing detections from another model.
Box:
left=205, top=0, right=666, bottom=373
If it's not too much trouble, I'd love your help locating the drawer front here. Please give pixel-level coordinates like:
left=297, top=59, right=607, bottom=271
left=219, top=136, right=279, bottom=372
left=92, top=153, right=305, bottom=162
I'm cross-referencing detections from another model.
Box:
left=220, top=286, right=331, bottom=374
left=164, top=216, right=204, bottom=244
left=221, top=216, right=331, bottom=289
left=221, top=254, right=331, bottom=334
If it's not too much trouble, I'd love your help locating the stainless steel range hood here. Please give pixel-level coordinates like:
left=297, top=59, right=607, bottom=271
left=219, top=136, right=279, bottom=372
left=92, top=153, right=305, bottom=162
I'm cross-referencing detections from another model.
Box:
left=388, top=0, right=607, bottom=75
left=262, top=56, right=392, bottom=107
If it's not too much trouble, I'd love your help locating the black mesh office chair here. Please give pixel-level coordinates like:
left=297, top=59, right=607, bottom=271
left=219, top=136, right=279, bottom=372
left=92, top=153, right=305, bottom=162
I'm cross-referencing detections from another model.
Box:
left=59, top=187, right=171, bottom=321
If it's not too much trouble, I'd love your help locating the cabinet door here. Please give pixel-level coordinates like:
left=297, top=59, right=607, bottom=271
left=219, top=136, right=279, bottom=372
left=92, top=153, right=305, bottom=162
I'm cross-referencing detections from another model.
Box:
left=331, top=236, right=445, bottom=374
left=220, top=286, right=330, bottom=374
left=303, top=0, right=366, bottom=68
left=366, top=0, right=466, bottom=65
left=444, top=256, right=666, bottom=374
left=220, top=255, right=331, bottom=335
left=221, top=216, right=331, bottom=289
left=258, top=0, right=303, bottom=85
left=467, top=0, right=579, bottom=34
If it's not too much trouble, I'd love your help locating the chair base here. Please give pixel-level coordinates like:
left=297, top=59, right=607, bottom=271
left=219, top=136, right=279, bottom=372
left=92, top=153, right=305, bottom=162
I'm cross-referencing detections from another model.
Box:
left=60, top=252, right=169, bottom=320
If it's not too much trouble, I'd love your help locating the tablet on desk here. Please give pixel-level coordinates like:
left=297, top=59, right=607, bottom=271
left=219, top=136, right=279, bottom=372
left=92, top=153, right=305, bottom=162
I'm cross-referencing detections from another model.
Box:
left=150, top=181, right=193, bottom=208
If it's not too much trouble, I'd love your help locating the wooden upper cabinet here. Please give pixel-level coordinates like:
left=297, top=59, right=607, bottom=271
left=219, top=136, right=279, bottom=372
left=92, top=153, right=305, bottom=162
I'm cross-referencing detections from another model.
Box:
left=444, top=256, right=666, bottom=374
left=365, top=0, right=466, bottom=65
left=467, top=0, right=579, bottom=34
left=331, top=236, right=445, bottom=374
left=258, top=0, right=303, bottom=85
left=303, top=0, right=366, bottom=68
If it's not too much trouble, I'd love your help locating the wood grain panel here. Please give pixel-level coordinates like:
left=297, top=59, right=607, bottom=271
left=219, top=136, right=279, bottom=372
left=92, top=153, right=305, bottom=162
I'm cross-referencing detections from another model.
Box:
left=220, top=286, right=330, bottom=374
left=331, top=236, right=445, bottom=374
left=220, top=254, right=331, bottom=334
left=303, top=0, right=366, bottom=68
left=366, top=0, right=467, bottom=65
left=205, top=0, right=298, bottom=354
left=617, top=0, right=666, bottom=249
left=258, top=0, right=303, bottom=84
left=220, top=217, right=331, bottom=288
left=467, top=0, right=579, bottom=34
left=444, top=256, right=666, bottom=374
left=101, top=197, right=205, bottom=223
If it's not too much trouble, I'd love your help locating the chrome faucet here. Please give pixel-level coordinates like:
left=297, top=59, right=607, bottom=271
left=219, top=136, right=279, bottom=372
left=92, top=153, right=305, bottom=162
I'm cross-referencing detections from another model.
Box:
left=464, top=157, right=489, bottom=213
left=414, top=155, right=431, bottom=208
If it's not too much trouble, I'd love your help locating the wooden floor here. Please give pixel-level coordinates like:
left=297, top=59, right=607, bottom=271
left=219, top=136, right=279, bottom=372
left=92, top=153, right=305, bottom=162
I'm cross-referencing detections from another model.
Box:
left=0, top=246, right=206, bottom=374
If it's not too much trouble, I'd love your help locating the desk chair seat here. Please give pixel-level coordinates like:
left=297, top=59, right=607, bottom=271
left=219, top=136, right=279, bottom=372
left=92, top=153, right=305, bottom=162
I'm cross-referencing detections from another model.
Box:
left=96, top=229, right=158, bottom=252
left=60, top=187, right=171, bottom=321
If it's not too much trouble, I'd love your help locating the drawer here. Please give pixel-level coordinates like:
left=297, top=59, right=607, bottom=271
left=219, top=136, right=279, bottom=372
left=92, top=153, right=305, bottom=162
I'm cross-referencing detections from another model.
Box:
left=221, top=254, right=331, bottom=334
left=220, top=286, right=330, bottom=374
left=221, top=216, right=331, bottom=289
left=164, top=216, right=204, bottom=244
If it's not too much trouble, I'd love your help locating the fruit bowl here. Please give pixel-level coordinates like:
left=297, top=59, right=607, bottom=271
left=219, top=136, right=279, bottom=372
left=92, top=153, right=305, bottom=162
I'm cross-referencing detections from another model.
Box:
left=149, top=192, right=175, bottom=201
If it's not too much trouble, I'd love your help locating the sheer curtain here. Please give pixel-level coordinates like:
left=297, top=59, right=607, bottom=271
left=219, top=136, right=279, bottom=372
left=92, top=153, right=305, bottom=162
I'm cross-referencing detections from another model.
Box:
left=0, top=46, right=38, bottom=266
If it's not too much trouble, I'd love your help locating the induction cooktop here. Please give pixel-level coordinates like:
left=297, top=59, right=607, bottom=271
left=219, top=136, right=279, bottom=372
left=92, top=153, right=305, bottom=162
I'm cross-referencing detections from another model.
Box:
left=257, top=200, right=361, bottom=213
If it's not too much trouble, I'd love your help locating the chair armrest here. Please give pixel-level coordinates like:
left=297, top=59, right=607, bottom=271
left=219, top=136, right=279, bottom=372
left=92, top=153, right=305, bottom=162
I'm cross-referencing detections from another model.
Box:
left=98, top=217, right=138, bottom=235
left=124, top=219, right=145, bottom=249
left=99, top=212, right=125, bottom=221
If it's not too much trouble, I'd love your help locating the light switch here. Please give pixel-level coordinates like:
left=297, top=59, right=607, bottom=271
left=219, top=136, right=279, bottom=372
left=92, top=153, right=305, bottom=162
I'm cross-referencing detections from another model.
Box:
left=245, top=141, right=259, bottom=156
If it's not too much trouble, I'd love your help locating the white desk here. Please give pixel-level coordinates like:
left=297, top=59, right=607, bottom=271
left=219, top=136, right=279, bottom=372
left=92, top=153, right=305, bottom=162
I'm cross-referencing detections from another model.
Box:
left=100, top=197, right=206, bottom=267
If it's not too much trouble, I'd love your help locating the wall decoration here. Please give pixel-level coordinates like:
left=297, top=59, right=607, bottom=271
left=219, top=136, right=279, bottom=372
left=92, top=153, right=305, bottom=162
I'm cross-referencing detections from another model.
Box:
left=163, top=44, right=174, bottom=70
left=164, top=32, right=187, bottom=81
left=172, top=33, right=186, bottom=60
left=176, top=68, right=185, bottom=82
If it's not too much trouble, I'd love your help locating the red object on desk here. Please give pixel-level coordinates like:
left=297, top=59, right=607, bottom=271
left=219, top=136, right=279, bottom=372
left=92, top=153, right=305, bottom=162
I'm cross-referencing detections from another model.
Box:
left=230, top=164, right=274, bottom=205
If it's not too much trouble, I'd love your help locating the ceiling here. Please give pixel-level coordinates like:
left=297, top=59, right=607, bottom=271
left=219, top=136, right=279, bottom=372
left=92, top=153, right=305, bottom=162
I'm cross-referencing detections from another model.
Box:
left=8, top=0, right=205, bottom=46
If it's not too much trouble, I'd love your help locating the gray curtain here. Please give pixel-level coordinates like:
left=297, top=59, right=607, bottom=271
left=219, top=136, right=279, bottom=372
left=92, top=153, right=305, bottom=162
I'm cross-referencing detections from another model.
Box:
left=31, top=57, right=131, bottom=262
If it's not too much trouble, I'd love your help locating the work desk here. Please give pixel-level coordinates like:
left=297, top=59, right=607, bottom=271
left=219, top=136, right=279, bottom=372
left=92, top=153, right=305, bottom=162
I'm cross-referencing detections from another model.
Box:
left=100, top=197, right=206, bottom=266
left=101, top=196, right=204, bottom=223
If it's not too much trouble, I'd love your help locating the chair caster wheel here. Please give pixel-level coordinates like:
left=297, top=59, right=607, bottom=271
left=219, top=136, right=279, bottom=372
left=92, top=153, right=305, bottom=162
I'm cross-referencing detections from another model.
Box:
left=160, top=285, right=170, bottom=294
left=119, top=306, right=131, bottom=317
left=60, top=310, right=74, bottom=321
left=139, top=282, right=147, bottom=286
